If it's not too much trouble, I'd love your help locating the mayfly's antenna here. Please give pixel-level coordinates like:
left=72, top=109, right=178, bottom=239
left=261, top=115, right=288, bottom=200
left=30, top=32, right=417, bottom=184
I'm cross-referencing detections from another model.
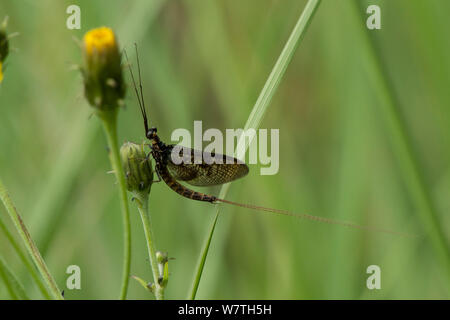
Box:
left=124, top=46, right=149, bottom=134
left=134, top=43, right=147, bottom=126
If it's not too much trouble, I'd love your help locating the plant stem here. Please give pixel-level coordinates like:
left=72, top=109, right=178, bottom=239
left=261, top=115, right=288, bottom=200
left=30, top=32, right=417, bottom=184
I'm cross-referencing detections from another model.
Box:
left=0, top=217, right=51, bottom=299
left=189, top=0, right=322, bottom=299
left=0, top=178, right=63, bottom=300
left=98, top=109, right=132, bottom=300
left=133, top=191, right=164, bottom=300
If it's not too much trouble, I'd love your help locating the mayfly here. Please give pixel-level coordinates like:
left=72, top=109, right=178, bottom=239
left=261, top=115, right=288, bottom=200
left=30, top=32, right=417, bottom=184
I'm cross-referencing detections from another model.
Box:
left=125, top=46, right=408, bottom=237
left=126, top=47, right=248, bottom=205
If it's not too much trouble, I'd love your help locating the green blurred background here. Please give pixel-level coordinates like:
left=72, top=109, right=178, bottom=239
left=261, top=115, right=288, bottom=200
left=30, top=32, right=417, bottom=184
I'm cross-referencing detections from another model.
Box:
left=0, top=0, right=449, bottom=299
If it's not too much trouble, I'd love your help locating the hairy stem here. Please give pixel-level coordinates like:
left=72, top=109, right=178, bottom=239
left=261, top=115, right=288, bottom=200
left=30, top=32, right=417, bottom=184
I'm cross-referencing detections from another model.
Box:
left=98, top=109, right=132, bottom=300
left=133, top=192, right=164, bottom=300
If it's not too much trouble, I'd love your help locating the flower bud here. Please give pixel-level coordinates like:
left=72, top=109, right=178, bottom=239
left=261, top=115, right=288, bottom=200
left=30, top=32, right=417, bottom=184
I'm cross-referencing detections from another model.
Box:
left=156, top=251, right=169, bottom=287
left=120, top=142, right=153, bottom=193
left=156, top=251, right=168, bottom=265
left=81, top=27, right=125, bottom=110
left=0, top=19, right=10, bottom=83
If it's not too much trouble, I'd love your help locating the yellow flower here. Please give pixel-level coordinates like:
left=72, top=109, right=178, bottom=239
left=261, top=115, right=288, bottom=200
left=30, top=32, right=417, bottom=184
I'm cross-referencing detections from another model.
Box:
left=0, top=62, right=3, bottom=83
left=81, top=27, right=125, bottom=110
left=83, top=27, right=116, bottom=57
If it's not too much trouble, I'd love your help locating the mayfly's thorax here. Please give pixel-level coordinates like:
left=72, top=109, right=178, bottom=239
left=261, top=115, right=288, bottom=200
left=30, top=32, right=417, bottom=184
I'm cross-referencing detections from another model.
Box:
left=149, top=135, right=169, bottom=165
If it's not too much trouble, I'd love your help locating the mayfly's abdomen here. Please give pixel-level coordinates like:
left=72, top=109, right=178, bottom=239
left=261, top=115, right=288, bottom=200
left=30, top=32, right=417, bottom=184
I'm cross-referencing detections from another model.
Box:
left=157, top=165, right=217, bottom=203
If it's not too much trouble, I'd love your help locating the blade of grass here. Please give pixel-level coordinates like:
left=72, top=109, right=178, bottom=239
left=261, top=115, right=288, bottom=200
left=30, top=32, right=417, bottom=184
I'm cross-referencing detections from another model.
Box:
left=189, top=213, right=219, bottom=299
left=349, top=0, right=450, bottom=288
left=0, top=255, right=29, bottom=300
left=0, top=178, right=63, bottom=300
left=189, top=0, right=322, bottom=299
left=0, top=217, right=51, bottom=299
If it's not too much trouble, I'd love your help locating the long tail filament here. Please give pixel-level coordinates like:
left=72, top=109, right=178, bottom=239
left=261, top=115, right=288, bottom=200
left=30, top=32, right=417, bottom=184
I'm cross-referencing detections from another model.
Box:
left=215, top=198, right=415, bottom=238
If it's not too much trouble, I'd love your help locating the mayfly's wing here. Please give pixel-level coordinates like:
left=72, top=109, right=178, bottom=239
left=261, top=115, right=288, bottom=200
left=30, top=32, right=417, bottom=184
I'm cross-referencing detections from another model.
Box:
left=164, top=145, right=249, bottom=186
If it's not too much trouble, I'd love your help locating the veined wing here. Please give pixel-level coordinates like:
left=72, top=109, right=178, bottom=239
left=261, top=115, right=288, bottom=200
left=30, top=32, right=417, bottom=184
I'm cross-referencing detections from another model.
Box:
left=164, top=145, right=249, bottom=186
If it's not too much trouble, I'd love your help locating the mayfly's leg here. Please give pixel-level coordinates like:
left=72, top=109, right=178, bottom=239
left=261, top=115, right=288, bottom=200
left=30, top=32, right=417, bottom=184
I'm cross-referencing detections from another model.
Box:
left=153, top=167, right=162, bottom=183
left=143, top=146, right=161, bottom=183
left=152, top=162, right=164, bottom=183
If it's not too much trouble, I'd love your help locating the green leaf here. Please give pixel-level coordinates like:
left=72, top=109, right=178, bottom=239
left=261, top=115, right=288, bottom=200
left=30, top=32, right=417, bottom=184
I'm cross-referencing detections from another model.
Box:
left=0, top=178, right=63, bottom=300
left=131, top=275, right=154, bottom=294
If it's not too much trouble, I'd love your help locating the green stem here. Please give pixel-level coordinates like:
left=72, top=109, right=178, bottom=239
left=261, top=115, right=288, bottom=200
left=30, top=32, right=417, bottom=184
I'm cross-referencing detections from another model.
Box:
left=188, top=0, right=322, bottom=300
left=0, top=217, right=51, bottom=299
left=0, top=178, right=63, bottom=300
left=98, top=109, right=132, bottom=300
left=133, top=192, right=164, bottom=300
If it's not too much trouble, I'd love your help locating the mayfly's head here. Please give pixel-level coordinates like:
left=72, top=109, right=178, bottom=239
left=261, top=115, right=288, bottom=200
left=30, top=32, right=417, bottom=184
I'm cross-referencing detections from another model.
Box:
left=146, top=127, right=157, bottom=140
